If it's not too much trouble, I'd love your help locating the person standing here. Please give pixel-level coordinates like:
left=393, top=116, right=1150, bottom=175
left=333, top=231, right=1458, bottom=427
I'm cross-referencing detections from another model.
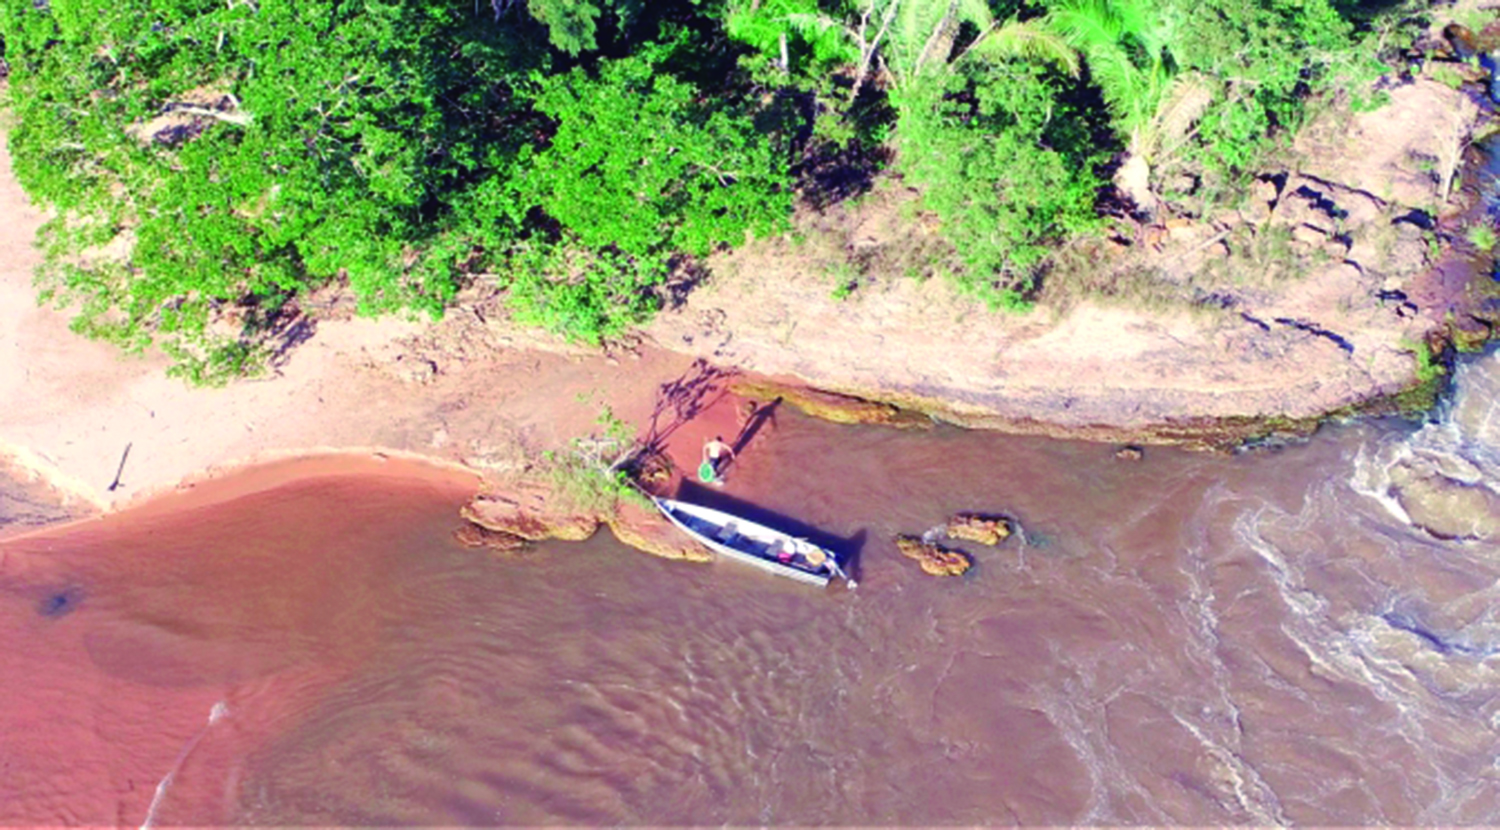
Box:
left=700, top=436, right=736, bottom=485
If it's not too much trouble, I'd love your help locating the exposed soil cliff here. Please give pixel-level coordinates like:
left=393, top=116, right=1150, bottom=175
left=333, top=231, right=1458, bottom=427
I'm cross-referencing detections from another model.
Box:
left=643, top=79, right=1494, bottom=445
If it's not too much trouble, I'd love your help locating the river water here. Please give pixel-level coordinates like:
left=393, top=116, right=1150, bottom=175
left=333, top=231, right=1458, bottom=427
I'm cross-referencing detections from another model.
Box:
left=6, top=355, right=1500, bottom=826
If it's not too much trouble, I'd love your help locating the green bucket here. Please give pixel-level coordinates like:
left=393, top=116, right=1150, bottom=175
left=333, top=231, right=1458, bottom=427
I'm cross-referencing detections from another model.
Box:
left=698, top=461, right=717, bottom=483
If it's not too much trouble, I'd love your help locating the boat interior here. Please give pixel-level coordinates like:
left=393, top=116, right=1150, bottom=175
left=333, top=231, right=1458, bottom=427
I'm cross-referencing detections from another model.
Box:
left=673, top=510, right=776, bottom=559
left=676, top=480, right=865, bottom=551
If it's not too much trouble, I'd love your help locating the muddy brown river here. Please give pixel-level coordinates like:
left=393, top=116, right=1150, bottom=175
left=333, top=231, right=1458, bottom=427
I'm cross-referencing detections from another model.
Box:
left=6, top=353, right=1500, bottom=825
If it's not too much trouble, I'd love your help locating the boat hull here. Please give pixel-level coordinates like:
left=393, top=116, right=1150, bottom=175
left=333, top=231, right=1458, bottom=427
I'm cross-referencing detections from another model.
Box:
left=655, top=498, right=835, bottom=588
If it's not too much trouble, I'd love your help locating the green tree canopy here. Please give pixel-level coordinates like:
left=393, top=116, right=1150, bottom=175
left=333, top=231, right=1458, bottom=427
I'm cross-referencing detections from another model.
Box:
left=494, top=44, right=793, bottom=339
left=0, top=0, right=1408, bottom=380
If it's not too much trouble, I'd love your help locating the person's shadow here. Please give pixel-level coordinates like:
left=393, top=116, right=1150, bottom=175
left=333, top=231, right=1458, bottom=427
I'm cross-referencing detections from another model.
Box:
left=705, top=397, right=781, bottom=484
left=731, top=397, right=781, bottom=458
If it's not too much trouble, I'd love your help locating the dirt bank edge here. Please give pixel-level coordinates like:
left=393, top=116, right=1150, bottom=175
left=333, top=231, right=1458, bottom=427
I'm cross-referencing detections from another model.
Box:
left=732, top=368, right=1453, bottom=452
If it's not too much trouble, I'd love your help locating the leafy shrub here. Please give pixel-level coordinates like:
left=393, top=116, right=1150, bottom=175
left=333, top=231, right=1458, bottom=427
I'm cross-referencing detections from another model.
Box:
left=0, top=0, right=1424, bottom=379
left=1467, top=223, right=1498, bottom=252
left=894, top=62, right=1105, bottom=306
left=497, top=44, right=793, bottom=341
left=1158, top=0, right=1386, bottom=195
left=4, top=0, right=545, bottom=371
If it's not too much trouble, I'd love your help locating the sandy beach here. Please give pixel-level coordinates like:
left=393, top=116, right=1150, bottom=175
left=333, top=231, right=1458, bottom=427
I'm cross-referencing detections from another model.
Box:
left=0, top=123, right=719, bottom=520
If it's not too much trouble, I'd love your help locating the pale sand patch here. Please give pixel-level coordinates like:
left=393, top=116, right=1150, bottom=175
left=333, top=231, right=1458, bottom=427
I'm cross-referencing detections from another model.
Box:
left=0, top=452, right=482, bottom=542
left=0, top=125, right=700, bottom=515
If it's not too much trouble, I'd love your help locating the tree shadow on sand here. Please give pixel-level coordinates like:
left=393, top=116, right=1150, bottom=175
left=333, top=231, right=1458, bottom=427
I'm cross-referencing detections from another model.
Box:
left=266, top=313, right=318, bottom=370
left=639, top=358, right=739, bottom=457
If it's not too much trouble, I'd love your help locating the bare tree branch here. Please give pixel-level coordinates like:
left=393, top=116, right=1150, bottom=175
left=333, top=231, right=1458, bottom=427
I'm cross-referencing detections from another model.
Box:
left=850, top=0, right=900, bottom=102
left=168, top=105, right=253, bottom=126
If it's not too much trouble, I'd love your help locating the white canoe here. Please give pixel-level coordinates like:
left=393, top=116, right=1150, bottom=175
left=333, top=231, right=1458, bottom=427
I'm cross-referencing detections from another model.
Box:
left=654, top=497, right=851, bottom=588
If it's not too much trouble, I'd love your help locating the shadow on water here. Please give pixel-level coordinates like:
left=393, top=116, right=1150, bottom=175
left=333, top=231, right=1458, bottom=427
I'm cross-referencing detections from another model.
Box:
left=674, top=479, right=868, bottom=577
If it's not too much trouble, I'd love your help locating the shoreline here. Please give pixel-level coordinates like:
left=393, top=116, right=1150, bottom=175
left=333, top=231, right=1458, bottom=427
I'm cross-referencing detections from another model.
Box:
left=1, top=78, right=1496, bottom=529
left=641, top=78, right=1495, bottom=437
left=0, top=448, right=485, bottom=542
left=0, top=449, right=484, bottom=540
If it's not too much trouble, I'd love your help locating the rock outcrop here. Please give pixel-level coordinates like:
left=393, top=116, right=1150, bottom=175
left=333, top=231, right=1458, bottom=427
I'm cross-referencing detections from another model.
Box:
left=895, top=535, right=972, bottom=577
left=945, top=513, right=1012, bottom=545
left=461, top=491, right=600, bottom=541
left=452, top=523, right=530, bottom=552
left=459, top=472, right=714, bottom=563
left=1389, top=456, right=1500, bottom=540
left=604, top=501, right=713, bottom=562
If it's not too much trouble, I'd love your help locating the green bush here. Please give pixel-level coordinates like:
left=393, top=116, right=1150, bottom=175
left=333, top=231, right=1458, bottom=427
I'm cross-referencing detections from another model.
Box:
left=1155, top=0, right=1386, bottom=196
left=4, top=0, right=547, bottom=370
left=0, top=0, right=1419, bottom=380
left=470, top=41, right=794, bottom=342
left=1467, top=223, right=1498, bottom=252
left=894, top=63, right=1105, bottom=306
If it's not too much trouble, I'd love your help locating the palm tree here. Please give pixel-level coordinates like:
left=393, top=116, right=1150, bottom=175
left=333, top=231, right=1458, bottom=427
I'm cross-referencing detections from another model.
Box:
left=729, top=0, right=1078, bottom=102
left=887, top=0, right=1078, bottom=86
left=1045, top=0, right=1213, bottom=213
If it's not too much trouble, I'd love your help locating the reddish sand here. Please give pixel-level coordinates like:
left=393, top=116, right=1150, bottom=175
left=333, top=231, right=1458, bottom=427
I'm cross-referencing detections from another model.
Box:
left=0, top=457, right=482, bottom=825
left=0, top=453, right=481, bottom=541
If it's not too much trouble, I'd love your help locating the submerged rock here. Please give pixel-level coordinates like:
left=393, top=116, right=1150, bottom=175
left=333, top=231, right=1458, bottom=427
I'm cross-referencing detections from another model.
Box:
left=460, top=477, right=713, bottom=563
left=945, top=513, right=1012, bottom=545
left=452, top=523, right=530, bottom=552
left=1389, top=459, right=1500, bottom=540
left=895, top=535, right=972, bottom=577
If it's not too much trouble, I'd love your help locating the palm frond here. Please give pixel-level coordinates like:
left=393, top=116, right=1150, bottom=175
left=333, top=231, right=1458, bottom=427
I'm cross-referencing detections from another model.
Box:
left=779, top=11, right=863, bottom=65
left=954, top=0, right=994, bottom=30
left=901, top=0, right=956, bottom=78
left=1047, top=0, right=1123, bottom=55
left=1078, top=39, right=1144, bottom=115
left=1148, top=70, right=1216, bottom=160
left=1046, top=0, right=1173, bottom=134
left=782, top=11, right=847, bottom=40
left=968, top=18, right=1080, bottom=77
left=1111, top=0, right=1160, bottom=56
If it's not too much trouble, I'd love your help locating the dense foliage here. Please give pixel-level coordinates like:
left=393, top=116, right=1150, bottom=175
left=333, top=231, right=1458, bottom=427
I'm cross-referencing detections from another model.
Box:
left=0, top=0, right=1412, bottom=379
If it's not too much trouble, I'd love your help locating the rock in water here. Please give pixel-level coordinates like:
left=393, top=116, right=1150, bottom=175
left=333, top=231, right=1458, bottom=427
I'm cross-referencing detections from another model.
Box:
left=605, top=501, right=713, bottom=562
left=895, top=535, right=972, bottom=577
left=1115, top=446, right=1144, bottom=461
left=453, top=523, right=530, bottom=552
left=461, top=490, right=600, bottom=541
left=945, top=513, right=1011, bottom=546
